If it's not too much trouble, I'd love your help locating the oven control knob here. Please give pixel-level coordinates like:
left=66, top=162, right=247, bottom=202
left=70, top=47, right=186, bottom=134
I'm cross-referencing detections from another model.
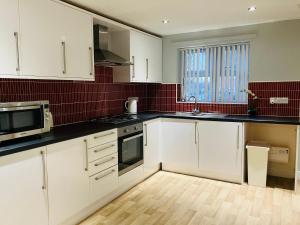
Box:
left=124, top=129, right=129, bottom=133
left=134, top=126, right=138, bottom=130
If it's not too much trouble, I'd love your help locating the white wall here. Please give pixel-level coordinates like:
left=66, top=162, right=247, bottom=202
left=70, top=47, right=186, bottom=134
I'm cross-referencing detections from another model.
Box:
left=163, top=19, right=300, bottom=83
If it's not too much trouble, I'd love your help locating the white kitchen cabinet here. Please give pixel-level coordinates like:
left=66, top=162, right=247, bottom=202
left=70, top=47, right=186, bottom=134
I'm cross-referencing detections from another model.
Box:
left=111, top=30, right=162, bottom=83
left=19, top=0, right=93, bottom=80
left=145, top=36, right=163, bottom=83
left=0, top=0, right=20, bottom=76
left=59, top=4, right=94, bottom=80
left=19, top=0, right=63, bottom=78
left=161, top=119, right=198, bottom=171
left=0, top=147, right=48, bottom=225
left=47, top=137, right=90, bottom=225
left=90, top=165, right=118, bottom=203
left=197, top=121, right=244, bottom=183
left=144, top=119, right=161, bottom=177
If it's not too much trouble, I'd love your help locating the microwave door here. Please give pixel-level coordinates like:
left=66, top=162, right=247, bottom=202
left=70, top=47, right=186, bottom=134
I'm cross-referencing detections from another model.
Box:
left=0, top=107, right=44, bottom=136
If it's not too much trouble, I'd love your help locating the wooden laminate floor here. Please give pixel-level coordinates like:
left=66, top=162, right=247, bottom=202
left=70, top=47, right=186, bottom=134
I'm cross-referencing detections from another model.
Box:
left=79, top=171, right=300, bottom=225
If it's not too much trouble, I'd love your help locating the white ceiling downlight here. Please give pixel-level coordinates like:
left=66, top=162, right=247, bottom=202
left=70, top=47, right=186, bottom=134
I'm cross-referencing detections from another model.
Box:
left=248, top=6, right=257, bottom=12
left=162, top=19, right=170, bottom=24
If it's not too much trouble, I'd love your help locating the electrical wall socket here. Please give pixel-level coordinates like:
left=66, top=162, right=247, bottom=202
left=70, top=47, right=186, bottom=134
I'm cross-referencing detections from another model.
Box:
left=270, top=97, right=289, bottom=104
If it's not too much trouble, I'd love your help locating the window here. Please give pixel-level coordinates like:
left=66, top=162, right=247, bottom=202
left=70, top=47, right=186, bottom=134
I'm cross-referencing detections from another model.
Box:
left=180, top=42, right=249, bottom=103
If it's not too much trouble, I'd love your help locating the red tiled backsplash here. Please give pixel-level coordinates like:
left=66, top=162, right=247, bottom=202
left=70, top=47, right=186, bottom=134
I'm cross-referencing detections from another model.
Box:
left=0, top=66, right=148, bottom=125
left=0, top=67, right=299, bottom=126
left=148, top=82, right=300, bottom=117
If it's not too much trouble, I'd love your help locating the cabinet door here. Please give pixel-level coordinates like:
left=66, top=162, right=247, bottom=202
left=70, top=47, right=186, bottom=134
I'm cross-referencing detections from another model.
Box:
left=146, top=36, right=162, bottom=83
left=144, top=120, right=160, bottom=177
left=47, top=137, right=90, bottom=225
left=130, top=30, right=147, bottom=82
left=0, top=0, right=20, bottom=75
left=161, top=119, right=198, bottom=170
left=198, top=121, right=243, bottom=183
left=61, top=5, right=94, bottom=80
left=0, top=147, right=48, bottom=225
left=19, top=0, right=62, bottom=78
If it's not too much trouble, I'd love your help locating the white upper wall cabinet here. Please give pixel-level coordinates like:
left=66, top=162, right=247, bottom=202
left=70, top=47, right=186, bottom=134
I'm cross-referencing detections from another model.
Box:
left=19, top=0, right=64, bottom=78
left=0, top=0, right=20, bottom=76
left=59, top=5, right=94, bottom=80
left=0, top=0, right=94, bottom=81
left=146, top=36, right=162, bottom=83
left=111, top=30, right=162, bottom=83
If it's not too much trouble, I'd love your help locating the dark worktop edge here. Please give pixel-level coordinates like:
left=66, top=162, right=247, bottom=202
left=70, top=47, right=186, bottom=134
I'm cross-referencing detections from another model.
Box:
left=0, top=113, right=299, bottom=157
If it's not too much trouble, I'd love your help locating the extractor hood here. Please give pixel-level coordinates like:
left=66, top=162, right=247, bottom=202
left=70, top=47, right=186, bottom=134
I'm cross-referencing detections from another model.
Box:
left=93, top=25, right=132, bottom=66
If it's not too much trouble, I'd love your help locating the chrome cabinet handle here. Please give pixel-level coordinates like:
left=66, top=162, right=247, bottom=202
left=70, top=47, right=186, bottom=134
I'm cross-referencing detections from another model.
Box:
left=237, top=125, right=240, bottom=150
left=94, top=156, right=115, bottom=167
left=132, top=56, right=135, bottom=79
left=94, top=144, right=115, bottom=153
left=146, top=58, right=149, bottom=80
left=194, top=122, right=197, bottom=144
left=93, top=132, right=115, bottom=139
left=84, top=139, right=88, bottom=171
left=62, top=41, right=66, bottom=74
left=89, top=47, right=93, bottom=76
left=40, top=151, right=47, bottom=190
left=14, top=32, right=20, bottom=71
left=95, top=169, right=115, bottom=181
left=144, top=124, right=148, bottom=147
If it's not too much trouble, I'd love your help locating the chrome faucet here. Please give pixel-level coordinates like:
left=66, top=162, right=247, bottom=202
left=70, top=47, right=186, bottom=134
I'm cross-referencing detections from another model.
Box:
left=188, top=96, right=200, bottom=114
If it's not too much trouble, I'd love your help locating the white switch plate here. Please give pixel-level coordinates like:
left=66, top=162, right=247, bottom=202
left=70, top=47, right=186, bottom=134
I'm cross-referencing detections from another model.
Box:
left=270, top=97, right=289, bottom=104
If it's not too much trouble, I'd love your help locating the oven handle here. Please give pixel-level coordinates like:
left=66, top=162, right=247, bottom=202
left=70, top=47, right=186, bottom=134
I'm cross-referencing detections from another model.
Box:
left=0, top=105, right=40, bottom=112
left=122, top=133, right=143, bottom=143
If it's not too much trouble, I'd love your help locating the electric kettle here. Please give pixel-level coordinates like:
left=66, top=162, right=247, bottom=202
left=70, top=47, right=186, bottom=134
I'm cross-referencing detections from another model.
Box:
left=125, top=97, right=139, bottom=114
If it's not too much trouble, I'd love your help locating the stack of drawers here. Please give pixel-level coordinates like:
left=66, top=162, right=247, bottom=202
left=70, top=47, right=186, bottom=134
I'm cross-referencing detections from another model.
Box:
left=86, top=129, right=118, bottom=202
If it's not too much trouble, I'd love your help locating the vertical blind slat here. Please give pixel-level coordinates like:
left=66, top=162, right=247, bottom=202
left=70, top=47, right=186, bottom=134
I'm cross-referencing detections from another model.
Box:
left=230, top=45, right=236, bottom=102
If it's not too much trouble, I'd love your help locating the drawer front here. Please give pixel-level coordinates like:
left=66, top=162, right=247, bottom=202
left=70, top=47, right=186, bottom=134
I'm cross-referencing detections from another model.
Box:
left=90, top=165, right=118, bottom=202
left=88, top=153, right=118, bottom=176
left=87, top=129, right=117, bottom=148
left=88, top=141, right=117, bottom=162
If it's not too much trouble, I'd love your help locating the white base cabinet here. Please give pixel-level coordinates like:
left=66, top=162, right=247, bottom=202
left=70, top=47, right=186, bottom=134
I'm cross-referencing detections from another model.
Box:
left=47, top=137, right=90, bottom=225
left=161, top=119, right=198, bottom=171
left=161, top=119, right=244, bottom=183
left=197, top=121, right=244, bottom=183
left=0, top=147, right=48, bottom=225
left=143, top=119, right=161, bottom=177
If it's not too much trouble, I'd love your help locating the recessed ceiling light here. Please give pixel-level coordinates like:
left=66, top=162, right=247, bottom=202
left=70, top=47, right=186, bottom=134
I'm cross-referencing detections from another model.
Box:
left=248, top=6, right=256, bottom=12
left=162, top=19, right=170, bottom=24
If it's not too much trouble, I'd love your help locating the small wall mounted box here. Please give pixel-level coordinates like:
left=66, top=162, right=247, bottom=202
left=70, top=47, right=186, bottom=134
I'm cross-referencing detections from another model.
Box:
left=270, top=97, right=289, bottom=104
left=268, top=146, right=289, bottom=163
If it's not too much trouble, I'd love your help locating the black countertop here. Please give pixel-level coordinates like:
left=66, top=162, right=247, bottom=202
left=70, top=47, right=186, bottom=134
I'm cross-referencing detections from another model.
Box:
left=1, top=112, right=299, bottom=157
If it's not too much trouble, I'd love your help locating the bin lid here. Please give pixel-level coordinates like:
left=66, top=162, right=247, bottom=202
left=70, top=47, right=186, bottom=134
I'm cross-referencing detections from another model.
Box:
left=246, top=141, right=270, bottom=150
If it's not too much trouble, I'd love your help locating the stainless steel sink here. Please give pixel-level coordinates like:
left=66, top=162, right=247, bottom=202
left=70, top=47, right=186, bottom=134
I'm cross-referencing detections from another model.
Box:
left=174, top=112, right=227, bottom=118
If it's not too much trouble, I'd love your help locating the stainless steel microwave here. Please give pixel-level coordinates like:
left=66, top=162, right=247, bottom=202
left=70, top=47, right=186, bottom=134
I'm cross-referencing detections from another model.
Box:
left=0, top=101, right=53, bottom=142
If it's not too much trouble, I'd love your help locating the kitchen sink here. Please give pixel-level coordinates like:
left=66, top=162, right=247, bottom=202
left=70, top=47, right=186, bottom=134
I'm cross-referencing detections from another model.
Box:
left=174, top=112, right=227, bottom=118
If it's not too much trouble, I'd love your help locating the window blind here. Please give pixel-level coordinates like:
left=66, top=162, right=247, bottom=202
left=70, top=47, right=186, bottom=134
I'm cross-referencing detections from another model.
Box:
left=180, top=42, right=249, bottom=103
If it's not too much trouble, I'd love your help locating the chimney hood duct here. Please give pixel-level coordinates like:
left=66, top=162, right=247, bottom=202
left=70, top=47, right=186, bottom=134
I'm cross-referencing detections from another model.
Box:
left=93, top=25, right=132, bottom=66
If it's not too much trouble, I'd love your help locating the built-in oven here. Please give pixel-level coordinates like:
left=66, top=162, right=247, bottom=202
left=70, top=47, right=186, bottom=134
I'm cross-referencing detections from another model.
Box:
left=118, top=123, right=143, bottom=176
left=0, top=101, right=53, bottom=142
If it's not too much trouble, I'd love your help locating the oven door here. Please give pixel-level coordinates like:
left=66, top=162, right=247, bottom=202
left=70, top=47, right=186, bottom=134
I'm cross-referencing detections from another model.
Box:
left=118, top=132, right=143, bottom=176
left=0, top=105, right=45, bottom=141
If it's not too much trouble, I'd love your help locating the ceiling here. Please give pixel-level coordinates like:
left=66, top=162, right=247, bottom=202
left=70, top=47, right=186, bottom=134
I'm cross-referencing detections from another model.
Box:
left=67, top=0, right=300, bottom=36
